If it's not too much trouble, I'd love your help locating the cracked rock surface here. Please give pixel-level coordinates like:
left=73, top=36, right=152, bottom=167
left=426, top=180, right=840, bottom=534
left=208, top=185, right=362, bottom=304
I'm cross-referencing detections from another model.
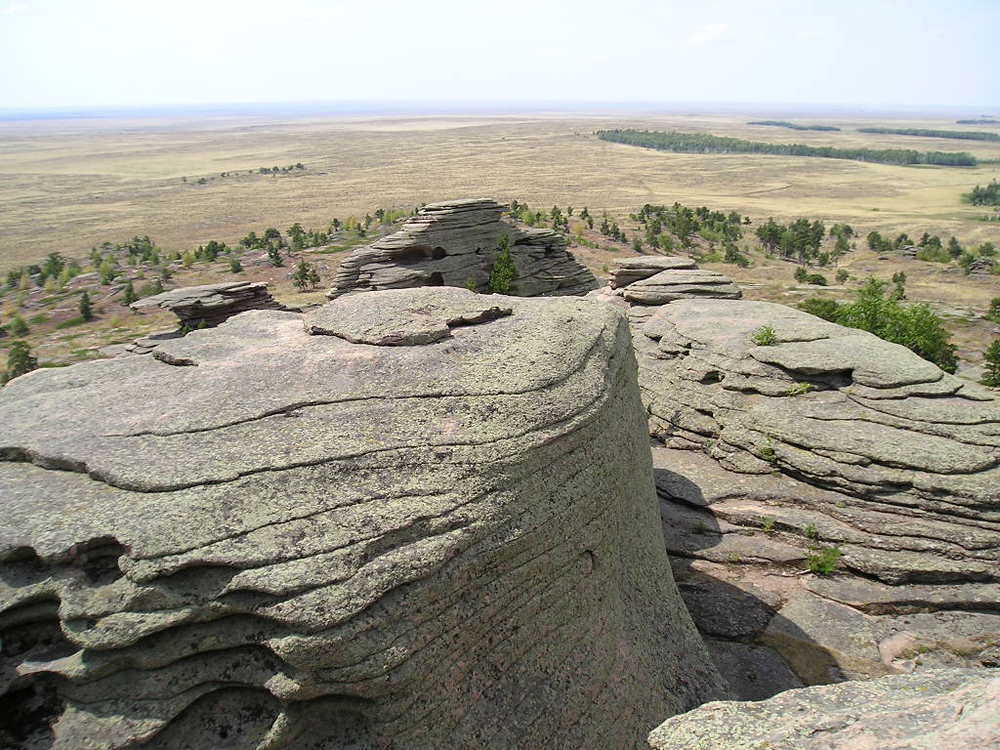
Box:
left=0, top=288, right=724, bottom=749
left=636, top=298, right=1000, bottom=699
left=648, top=668, right=1000, bottom=750
left=327, top=198, right=598, bottom=299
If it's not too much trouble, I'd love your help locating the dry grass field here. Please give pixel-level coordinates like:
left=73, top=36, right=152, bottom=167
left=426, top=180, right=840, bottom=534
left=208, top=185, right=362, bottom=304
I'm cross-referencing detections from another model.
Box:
left=1, top=111, right=998, bottom=270
left=0, top=110, right=998, bottom=380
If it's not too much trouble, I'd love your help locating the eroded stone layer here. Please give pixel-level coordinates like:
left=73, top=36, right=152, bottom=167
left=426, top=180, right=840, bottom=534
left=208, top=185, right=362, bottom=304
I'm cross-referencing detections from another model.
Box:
left=327, top=199, right=597, bottom=299
left=0, top=288, right=723, bottom=749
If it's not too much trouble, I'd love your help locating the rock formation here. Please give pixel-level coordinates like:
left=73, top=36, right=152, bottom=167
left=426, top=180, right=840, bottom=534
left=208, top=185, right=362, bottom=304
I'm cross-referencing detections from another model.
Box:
left=131, top=281, right=285, bottom=328
left=0, top=287, right=724, bottom=749
left=589, top=255, right=742, bottom=307
left=633, top=297, right=1000, bottom=697
left=327, top=199, right=598, bottom=299
left=648, top=668, right=1000, bottom=750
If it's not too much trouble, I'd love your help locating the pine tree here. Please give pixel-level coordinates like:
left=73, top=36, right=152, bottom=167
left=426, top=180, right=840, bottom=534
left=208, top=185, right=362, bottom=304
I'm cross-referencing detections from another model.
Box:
left=488, top=234, right=516, bottom=294
left=292, top=260, right=316, bottom=291
left=79, top=291, right=94, bottom=321
left=3, top=341, right=37, bottom=385
left=983, top=339, right=1000, bottom=387
left=267, top=244, right=284, bottom=267
left=229, top=256, right=243, bottom=273
left=7, top=315, right=29, bottom=337
left=122, top=280, right=138, bottom=306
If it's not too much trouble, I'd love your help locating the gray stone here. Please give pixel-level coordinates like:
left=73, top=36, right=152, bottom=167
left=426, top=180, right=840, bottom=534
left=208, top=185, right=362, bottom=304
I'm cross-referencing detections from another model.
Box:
left=0, top=288, right=724, bottom=749
left=131, top=281, right=285, bottom=327
left=609, top=256, right=698, bottom=288
left=704, top=639, right=804, bottom=701
left=327, top=199, right=597, bottom=299
left=648, top=669, right=1000, bottom=750
left=623, top=269, right=742, bottom=305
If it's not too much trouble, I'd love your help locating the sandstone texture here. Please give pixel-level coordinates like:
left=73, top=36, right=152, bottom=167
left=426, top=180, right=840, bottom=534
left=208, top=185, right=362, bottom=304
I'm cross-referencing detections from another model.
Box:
left=131, top=281, right=285, bottom=328
left=635, top=298, right=1000, bottom=698
left=0, top=287, right=724, bottom=749
left=327, top=199, right=597, bottom=299
left=649, top=668, right=1000, bottom=750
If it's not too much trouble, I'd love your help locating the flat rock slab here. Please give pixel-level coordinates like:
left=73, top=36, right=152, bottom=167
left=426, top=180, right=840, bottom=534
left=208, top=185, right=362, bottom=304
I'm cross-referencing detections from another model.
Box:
left=305, top=287, right=513, bottom=345
left=609, top=256, right=698, bottom=288
left=648, top=669, right=1000, bottom=750
left=623, top=269, right=742, bottom=305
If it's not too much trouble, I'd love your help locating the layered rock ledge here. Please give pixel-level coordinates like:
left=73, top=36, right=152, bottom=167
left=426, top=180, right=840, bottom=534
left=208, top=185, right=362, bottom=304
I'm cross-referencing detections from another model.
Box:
left=0, top=288, right=723, bottom=749
left=634, top=298, right=1000, bottom=697
left=649, top=668, right=1000, bottom=750
left=328, top=199, right=598, bottom=299
left=131, top=281, right=285, bottom=329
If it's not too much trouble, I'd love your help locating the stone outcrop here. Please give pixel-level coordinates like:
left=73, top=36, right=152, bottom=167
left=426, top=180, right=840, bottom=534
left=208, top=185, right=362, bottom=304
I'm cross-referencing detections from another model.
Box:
left=0, top=287, right=724, bottom=749
left=589, top=255, right=742, bottom=308
left=632, top=298, right=1000, bottom=697
left=131, top=281, right=285, bottom=328
left=648, top=668, right=1000, bottom=750
left=327, top=199, right=598, bottom=299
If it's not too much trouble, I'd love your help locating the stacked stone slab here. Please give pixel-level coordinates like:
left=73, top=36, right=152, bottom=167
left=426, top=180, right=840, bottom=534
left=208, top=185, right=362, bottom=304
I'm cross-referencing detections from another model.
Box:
left=327, top=198, right=598, bottom=299
left=590, top=255, right=742, bottom=307
left=0, top=288, right=724, bottom=749
left=649, top=668, right=1000, bottom=750
left=131, top=281, right=285, bottom=328
left=635, top=298, right=1000, bottom=697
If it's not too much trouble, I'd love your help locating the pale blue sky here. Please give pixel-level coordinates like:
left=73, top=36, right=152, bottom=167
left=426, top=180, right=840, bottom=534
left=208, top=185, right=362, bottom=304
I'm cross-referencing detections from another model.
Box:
left=0, top=0, right=996, bottom=111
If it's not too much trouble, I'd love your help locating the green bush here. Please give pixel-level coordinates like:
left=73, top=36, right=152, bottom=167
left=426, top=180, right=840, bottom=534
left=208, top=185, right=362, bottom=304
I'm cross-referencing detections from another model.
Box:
left=751, top=325, right=777, bottom=346
left=836, top=278, right=958, bottom=373
left=807, top=546, right=843, bottom=576
left=806, top=273, right=828, bottom=286
left=488, top=234, right=516, bottom=294
left=2, top=340, right=37, bottom=385
left=799, top=297, right=841, bottom=322
left=983, top=339, right=1000, bottom=387
left=916, top=246, right=950, bottom=263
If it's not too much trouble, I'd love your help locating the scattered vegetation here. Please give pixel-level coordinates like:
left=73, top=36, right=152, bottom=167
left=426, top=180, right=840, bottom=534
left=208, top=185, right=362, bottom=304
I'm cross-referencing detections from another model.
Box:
left=803, top=523, right=819, bottom=540
left=760, top=517, right=776, bottom=534
left=807, top=546, right=843, bottom=576
left=964, top=180, right=1000, bottom=206
left=488, top=234, right=516, bottom=294
left=786, top=382, right=815, bottom=397
left=957, top=119, right=999, bottom=125
left=291, top=260, right=321, bottom=291
left=858, top=127, right=1000, bottom=142
left=751, top=325, right=778, bottom=346
left=799, top=277, right=958, bottom=373
left=748, top=120, right=840, bottom=131
left=2, top=341, right=37, bottom=385
left=596, top=129, right=979, bottom=166
left=982, top=339, right=1000, bottom=388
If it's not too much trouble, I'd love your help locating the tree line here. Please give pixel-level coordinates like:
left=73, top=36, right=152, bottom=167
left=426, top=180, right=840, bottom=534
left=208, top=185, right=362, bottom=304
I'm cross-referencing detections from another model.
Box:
left=858, top=127, right=1000, bottom=142
left=957, top=119, right=999, bottom=125
left=747, top=121, right=840, bottom=131
left=595, top=130, right=978, bottom=166
left=964, top=180, right=1000, bottom=206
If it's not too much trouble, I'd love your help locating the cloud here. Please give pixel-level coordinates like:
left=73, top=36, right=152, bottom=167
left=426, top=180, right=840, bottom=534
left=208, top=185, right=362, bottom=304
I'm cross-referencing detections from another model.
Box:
left=688, top=23, right=730, bottom=46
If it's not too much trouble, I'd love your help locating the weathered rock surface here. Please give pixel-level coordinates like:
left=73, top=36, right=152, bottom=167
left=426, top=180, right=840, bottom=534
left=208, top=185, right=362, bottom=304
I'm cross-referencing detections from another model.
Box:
left=131, top=281, right=285, bottom=328
left=609, top=256, right=699, bottom=289
left=327, top=199, right=597, bottom=299
left=623, top=268, right=743, bottom=305
left=638, top=299, right=1000, bottom=524
left=648, top=668, right=1000, bottom=750
left=640, top=300, right=999, bottom=699
left=0, top=288, right=724, bottom=749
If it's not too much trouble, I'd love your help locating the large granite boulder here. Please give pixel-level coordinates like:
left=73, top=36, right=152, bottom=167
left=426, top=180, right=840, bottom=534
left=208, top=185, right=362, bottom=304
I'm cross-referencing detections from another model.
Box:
left=635, top=299, right=1000, bottom=697
left=131, top=281, right=285, bottom=328
left=327, top=199, right=598, bottom=299
left=0, top=288, right=724, bottom=749
left=648, top=668, right=1000, bottom=749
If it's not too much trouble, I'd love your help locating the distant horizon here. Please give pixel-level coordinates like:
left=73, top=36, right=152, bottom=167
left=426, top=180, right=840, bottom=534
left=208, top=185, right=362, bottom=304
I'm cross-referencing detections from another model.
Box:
left=1, top=99, right=998, bottom=123
left=2, top=1, right=995, bottom=116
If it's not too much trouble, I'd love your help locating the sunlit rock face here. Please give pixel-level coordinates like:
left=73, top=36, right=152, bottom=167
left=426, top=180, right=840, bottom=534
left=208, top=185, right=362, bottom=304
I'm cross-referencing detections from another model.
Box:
left=327, top=199, right=598, bottom=299
left=0, top=288, right=724, bottom=749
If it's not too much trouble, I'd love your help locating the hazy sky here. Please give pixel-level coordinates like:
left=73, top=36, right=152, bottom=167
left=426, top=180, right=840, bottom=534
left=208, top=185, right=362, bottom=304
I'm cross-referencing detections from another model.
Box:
left=1, top=0, right=996, bottom=111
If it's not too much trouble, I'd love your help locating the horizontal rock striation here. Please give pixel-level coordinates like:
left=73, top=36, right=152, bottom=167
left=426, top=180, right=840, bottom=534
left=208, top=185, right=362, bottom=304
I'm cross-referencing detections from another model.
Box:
left=131, top=281, right=285, bottom=328
left=634, top=299, right=1000, bottom=697
left=327, top=199, right=597, bottom=299
left=0, top=288, right=723, bottom=749
left=649, top=668, right=1000, bottom=750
